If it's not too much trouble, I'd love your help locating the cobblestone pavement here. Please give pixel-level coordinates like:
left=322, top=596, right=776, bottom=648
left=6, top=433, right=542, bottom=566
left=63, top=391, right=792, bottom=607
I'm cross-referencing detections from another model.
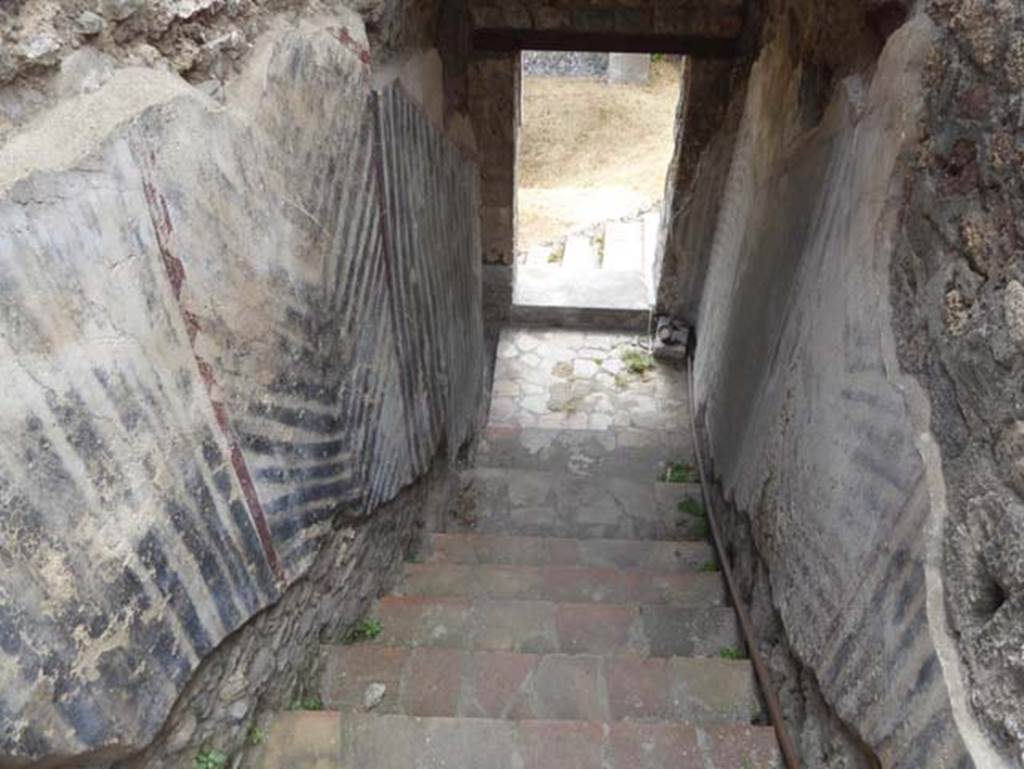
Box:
left=488, top=327, right=689, bottom=433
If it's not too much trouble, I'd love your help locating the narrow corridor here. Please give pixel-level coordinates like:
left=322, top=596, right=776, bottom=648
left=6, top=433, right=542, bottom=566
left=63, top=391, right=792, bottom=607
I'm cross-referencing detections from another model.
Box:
left=256, top=327, right=781, bottom=767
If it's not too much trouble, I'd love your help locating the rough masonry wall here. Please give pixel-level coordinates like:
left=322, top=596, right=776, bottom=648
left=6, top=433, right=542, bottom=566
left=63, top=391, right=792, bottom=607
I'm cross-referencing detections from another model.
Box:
left=0, top=8, right=485, bottom=766
left=685, top=0, right=1019, bottom=765
left=654, top=57, right=750, bottom=322
left=892, top=0, right=1024, bottom=760
left=466, top=0, right=744, bottom=42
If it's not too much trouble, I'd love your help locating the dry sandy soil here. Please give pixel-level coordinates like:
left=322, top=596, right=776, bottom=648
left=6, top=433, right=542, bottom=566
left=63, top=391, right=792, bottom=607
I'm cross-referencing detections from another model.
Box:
left=517, top=59, right=682, bottom=252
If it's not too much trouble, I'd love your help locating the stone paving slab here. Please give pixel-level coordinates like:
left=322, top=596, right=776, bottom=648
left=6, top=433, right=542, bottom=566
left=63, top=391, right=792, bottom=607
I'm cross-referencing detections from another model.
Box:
left=372, top=596, right=742, bottom=657
left=415, top=533, right=714, bottom=571
left=284, top=714, right=782, bottom=769
left=440, top=468, right=707, bottom=541
left=322, top=646, right=757, bottom=723
left=476, top=425, right=695, bottom=477
left=489, top=327, right=688, bottom=432
left=395, top=563, right=726, bottom=606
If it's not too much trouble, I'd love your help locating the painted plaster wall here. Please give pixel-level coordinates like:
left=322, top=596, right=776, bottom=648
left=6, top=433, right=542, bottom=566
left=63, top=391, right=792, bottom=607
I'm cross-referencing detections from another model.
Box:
left=0, top=10, right=485, bottom=765
left=691, top=9, right=1012, bottom=767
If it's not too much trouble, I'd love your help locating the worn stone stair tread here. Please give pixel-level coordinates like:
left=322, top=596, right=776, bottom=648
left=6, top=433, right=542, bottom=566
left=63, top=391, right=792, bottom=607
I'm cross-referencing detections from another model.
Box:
left=436, top=467, right=708, bottom=541
left=320, top=645, right=757, bottom=723
left=561, top=234, right=601, bottom=272
left=523, top=244, right=555, bottom=266
left=371, top=596, right=742, bottom=657
left=257, top=712, right=782, bottom=768
left=602, top=221, right=644, bottom=272
left=507, top=303, right=651, bottom=332
left=475, top=425, right=695, bottom=478
left=416, top=532, right=714, bottom=571
left=395, top=563, right=726, bottom=606
left=642, top=211, right=660, bottom=273
left=512, top=264, right=649, bottom=310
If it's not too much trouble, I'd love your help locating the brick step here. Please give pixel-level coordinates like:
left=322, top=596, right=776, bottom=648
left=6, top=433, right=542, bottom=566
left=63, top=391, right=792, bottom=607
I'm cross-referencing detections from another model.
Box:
left=438, top=467, right=708, bottom=541
left=373, top=596, right=742, bottom=657
left=258, top=712, right=782, bottom=768
left=476, top=425, right=695, bottom=478
left=415, top=533, right=714, bottom=571
left=320, top=646, right=757, bottom=724
left=396, top=563, right=726, bottom=606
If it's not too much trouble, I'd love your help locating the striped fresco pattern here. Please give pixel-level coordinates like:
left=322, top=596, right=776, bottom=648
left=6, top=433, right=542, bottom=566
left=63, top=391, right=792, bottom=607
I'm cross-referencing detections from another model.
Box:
left=374, top=85, right=485, bottom=483
left=0, top=20, right=484, bottom=763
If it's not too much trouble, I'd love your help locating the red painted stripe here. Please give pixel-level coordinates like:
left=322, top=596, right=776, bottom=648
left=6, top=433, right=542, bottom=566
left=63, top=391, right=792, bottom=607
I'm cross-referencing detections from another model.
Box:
left=139, top=160, right=285, bottom=584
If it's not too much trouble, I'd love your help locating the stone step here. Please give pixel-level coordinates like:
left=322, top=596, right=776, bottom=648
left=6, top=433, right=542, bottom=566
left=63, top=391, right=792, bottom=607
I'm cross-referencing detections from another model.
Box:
left=395, top=563, right=726, bottom=606
left=507, top=303, right=651, bottom=332
left=523, top=243, right=557, bottom=266
left=258, top=712, right=782, bottom=768
left=561, top=234, right=600, bottom=272
left=642, top=210, right=661, bottom=276
left=475, top=425, right=695, bottom=478
left=415, top=533, right=714, bottom=571
left=436, top=467, right=709, bottom=541
left=511, top=265, right=651, bottom=332
left=603, top=221, right=644, bottom=271
left=320, top=645, right=758, bottom=724
left=373, top=596, right=742, bottom=657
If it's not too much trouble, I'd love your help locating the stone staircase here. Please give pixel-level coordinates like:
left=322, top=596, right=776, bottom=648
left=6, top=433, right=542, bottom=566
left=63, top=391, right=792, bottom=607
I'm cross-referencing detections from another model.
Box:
left=255, top=328, right=781, bottom=768
left=512, top=211, right=660, bottom=331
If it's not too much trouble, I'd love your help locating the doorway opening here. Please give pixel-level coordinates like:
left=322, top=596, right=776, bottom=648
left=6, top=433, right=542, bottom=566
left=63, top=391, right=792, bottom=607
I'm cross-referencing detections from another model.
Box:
left=512, top=51, right=684, bottom=323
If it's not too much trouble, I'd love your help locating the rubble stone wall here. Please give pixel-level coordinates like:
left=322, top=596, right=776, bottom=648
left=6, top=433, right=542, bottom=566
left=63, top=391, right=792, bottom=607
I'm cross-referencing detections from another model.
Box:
left=679, top=0, right=1024, bottom=766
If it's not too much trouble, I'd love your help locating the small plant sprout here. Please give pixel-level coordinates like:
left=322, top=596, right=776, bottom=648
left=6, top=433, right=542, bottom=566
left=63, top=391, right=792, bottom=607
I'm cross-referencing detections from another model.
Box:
left=699, top=560, right=718, bottom=573
left=195, top=749, right=229, bottom=769
left=247, top=724, right=265, bottom=746
left=287, top=694, right=323, bottom=711
left=677, top=498, right=704, bottom=517
left=719, top=646, right=745, bottom=660
left=620, top=347, right=654, bottom=375
left=346, top=617, right=383, bottom=644
left=663, top=462, right=699, bottom=483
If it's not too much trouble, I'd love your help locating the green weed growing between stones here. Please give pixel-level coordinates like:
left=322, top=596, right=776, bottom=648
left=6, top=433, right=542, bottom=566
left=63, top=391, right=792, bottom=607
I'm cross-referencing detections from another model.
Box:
left=699, top=560, right=718, bottom=572
left=677, top=498, right=704, bottom=517
left=719, top=646, right=744, bottom=660
left=287, top=694, right=323, bottom=711
left=547, top=241, right=565, bottom=264
left=346, top=617, right=383, bottom=644
left=195, top=749, right=228, bottom=769
left=620, top=347, right=654, bottom=375
left=663, top=462, right=699, bottom=483
left=247, top=724, right=265, bottom=746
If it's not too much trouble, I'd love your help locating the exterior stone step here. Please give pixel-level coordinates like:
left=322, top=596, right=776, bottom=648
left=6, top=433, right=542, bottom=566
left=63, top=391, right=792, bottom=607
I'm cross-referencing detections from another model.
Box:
left=436, top=467, right=709, bottom=541
left=511, top=265, right=650, bottom=331
left=395, top=563, right=726, bottom=606
left=603, top=221, right=644, bottom=272
left=415, top=533, right=714, bottom=571
left=372, top=596, right=742, bottom=657
left=507, top=303, right=652, bottom=332
left=320, top=645, right=758, bottom=723
left=475, top=424, right=695, bottom=478
left=561, top=234, right=600, bottom=272
left=257, top=712, right=782, bottom=768
left=642, top=210, right=661, bottom=276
